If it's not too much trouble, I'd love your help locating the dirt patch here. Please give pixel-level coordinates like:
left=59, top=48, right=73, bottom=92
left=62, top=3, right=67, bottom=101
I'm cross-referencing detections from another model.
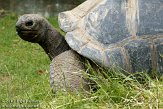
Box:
left=36, top=69, right=48, bottom=75
left=0, top=75, right=12, bottom=83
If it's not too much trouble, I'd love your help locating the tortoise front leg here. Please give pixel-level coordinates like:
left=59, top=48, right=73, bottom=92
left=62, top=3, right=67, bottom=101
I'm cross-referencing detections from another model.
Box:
left=50, top=50, right=90, bottom=94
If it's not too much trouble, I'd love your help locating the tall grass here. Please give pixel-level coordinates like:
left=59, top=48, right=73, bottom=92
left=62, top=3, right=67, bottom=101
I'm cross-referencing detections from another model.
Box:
left=0, top=14, right=163, bottom=109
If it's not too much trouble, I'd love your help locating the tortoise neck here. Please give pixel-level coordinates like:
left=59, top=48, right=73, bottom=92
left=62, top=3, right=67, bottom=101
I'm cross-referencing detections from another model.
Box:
left=38, top=27, right=70, bottom=60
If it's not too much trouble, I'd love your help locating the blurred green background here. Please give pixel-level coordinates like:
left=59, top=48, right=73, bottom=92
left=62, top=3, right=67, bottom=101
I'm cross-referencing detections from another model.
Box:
left=0, top=0, right=86, bottom=17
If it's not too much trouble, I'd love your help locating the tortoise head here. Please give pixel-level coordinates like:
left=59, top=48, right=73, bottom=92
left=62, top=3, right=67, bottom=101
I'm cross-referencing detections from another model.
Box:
left=16, top=14, right=49, bottom=43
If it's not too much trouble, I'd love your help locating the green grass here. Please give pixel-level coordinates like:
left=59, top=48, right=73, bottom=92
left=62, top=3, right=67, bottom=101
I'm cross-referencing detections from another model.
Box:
left=0, top=14, right=163, bottom=109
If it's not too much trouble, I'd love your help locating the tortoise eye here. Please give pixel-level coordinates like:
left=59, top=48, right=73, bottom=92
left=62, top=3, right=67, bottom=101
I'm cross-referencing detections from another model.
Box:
left=25, top=20, right=33, bottom=27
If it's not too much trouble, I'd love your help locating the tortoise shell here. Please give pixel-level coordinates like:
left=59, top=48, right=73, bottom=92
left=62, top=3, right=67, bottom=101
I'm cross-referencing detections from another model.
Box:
left=58, top=0, right=163, bottom=73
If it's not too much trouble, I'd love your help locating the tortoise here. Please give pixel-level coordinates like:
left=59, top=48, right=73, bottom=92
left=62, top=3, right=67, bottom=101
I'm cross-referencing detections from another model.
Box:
left=16, top=0, right=163, bottom=93
left=16, top=14, right=91, bottom=93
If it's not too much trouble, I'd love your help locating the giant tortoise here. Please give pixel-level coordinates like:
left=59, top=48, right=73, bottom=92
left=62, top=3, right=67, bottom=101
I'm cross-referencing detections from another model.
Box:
left=16, top=0, right=163, bottom=93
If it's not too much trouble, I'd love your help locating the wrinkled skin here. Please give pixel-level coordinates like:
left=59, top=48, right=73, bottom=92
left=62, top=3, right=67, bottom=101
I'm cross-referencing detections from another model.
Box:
left=16, top=14, right=46, bottom=43
left=16, top=14, right=70, bottom=60
left=16, top=14, right=91, bottom=94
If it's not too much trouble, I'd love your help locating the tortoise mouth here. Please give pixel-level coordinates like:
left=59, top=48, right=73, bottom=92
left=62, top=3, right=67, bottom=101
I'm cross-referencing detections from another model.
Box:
left=16, top=29, right=39, bottom=42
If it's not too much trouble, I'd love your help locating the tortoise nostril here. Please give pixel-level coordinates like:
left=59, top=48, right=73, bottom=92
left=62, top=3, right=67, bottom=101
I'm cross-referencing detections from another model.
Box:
left=25, top=20, right=34, bottom=27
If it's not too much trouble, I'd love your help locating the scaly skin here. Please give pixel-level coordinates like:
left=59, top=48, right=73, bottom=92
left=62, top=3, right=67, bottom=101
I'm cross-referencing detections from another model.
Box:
left=16, top=14, right=70, bottom=60
left=16, top=14, right=90, bottom=93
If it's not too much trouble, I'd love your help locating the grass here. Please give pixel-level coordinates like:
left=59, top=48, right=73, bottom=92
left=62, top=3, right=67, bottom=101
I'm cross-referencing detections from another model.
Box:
left=0, top=14, right=163, bottom=109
